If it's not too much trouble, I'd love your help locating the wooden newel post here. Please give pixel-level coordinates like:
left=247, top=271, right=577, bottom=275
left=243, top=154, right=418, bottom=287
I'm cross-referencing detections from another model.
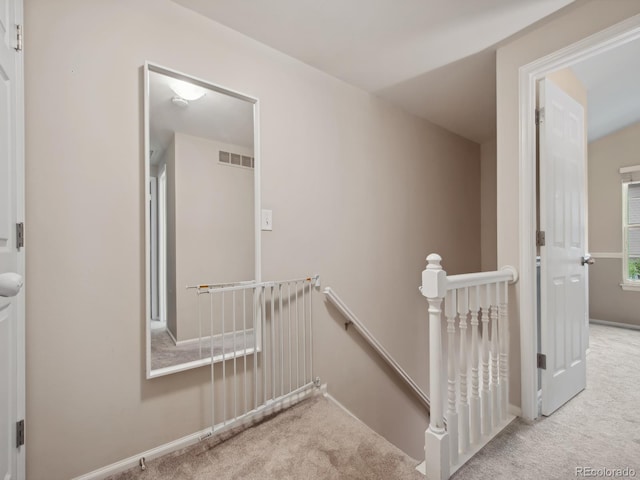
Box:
left=421, top=253, right=450, bottom=480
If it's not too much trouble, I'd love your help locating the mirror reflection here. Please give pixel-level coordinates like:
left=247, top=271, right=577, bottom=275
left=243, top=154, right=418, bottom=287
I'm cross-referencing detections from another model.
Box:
left=145, top=64, right=257, bottom=377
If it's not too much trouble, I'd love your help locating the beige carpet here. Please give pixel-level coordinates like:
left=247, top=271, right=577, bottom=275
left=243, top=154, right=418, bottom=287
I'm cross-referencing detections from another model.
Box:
left=151, top=329, right=256, bottom=370
left=452, top=323, right=640, bottom=480
left=119, top=324, right=639, bottom=480
left=109, top=394, right=424, bottom=480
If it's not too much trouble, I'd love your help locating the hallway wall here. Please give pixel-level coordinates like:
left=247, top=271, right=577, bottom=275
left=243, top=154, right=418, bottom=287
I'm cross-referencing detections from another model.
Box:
left=588, top=121, right=640, bottom=327
left=481, top=139, right=497, bottom=271
left=24, top=1, right=481, bottom=478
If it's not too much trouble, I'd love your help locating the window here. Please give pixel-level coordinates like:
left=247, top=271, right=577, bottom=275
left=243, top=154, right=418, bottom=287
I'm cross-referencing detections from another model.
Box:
left=620, top=165, right=640, bottom=290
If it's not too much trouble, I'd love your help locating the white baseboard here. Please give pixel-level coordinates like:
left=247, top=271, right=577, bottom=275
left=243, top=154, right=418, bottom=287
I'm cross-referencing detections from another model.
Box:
left=174, top=333, right=214, bottom=347
left=165, top=326, right=178, bottom=345
left=174, top=329, right=255, bottom=347
left=71, top=428, right=210, bottom=480
left=72, top=384, right=318, bottom=480
left=417, top=414, right=517, bottom=476
left=590, top=319, right=640, bottom=331
left=322, top=388, right=366, bottom=426
left=508, top=403, right=522, bottom=417
left=449, top=414, right=516, bottom=475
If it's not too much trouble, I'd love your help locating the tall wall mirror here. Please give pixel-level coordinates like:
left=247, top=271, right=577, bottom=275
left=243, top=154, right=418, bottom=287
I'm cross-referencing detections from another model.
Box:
left=144, top=62, right=260, bottom=378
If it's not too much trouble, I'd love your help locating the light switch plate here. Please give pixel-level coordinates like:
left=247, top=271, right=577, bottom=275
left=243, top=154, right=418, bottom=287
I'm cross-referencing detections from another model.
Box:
left=261, top=209, right=273, bottom=231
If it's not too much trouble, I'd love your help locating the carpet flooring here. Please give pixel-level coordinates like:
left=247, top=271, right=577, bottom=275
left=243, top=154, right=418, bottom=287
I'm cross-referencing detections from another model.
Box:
left=109, top=395, right=424, bottom=480
left=151, top=329, right=256, bottom=370
left=452, top=323, right=640, bottom=480
left=120, top=324, right=639, bottom=479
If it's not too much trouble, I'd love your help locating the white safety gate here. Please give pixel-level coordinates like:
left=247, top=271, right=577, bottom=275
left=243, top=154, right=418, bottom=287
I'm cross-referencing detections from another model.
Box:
left=191, top=276, right=319, bottom=436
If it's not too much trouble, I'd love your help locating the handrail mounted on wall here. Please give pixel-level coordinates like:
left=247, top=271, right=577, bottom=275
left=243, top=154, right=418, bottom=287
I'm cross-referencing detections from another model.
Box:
left=323, top=287, right=431, bottom=413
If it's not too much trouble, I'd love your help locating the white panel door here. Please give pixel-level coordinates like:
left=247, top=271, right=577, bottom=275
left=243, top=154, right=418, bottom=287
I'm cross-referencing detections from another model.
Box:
left=0, top=0, right=24, bottom=478
left=539, top=78, right=587, bottom=416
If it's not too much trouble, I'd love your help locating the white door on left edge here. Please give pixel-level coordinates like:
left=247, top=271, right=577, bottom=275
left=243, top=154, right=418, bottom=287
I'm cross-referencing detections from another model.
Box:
left=0, top=0, right=24, bottom=478
left=539, top=77, right=588, bottom=416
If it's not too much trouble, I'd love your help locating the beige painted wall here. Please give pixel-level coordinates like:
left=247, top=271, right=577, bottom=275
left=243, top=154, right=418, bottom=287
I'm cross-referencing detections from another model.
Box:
left=588, top=122, right=640, bottom=252
left=165, top=138, right=178, bottom=338
left=546, top=68, right=588, bottom=107
left=24, top=0, right=480, bottom=477
left=496, top=0, right=640, bottom=409
left=588, top=122, right=640, bottom=326
left=481, top=139, right=497, bottom=271
left=173, top=133, right=254, bottom=341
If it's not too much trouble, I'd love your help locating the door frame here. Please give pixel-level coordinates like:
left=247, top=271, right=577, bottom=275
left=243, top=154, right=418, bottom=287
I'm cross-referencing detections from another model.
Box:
left=15, top=0, right=25, bottom=476
left=518, top=13, right=640, bottom=422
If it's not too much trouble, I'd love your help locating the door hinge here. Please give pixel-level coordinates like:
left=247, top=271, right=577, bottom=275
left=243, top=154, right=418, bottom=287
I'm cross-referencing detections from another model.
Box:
left=16, top=420, right=24, bottom=447
left=16, top=222, right=24, bottom=249
left=535, top=108, right=545, bottom=126
left=537, top=353, right=547, bottom=370
left=536, top=230, right=546, bottom=247
left=15, top=24, right=23, bottom=52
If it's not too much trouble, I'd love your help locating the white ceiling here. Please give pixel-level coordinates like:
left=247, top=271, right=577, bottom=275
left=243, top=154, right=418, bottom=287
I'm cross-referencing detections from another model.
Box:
left=571, top=38, right=640, bottom=141
left=173, top=0, right=575, bottom=143
left=149, top=69, right=254, bottom=162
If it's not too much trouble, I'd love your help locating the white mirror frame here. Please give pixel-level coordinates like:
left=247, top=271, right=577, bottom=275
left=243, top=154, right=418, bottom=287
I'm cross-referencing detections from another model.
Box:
left=144, top=61, right=261, bottom=379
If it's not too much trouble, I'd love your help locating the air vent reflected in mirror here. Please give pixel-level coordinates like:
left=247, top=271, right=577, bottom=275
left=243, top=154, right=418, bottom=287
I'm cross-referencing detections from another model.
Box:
left=218, top=150, right=254, bottom=170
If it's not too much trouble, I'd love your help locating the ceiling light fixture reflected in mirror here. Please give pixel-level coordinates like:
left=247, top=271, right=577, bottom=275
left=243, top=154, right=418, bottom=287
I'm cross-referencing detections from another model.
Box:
left=171, top=96, right=190, bottom=107
left=170, top=79, right=207, bottom=101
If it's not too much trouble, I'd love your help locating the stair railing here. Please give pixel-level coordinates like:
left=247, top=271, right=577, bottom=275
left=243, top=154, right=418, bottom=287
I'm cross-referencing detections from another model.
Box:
left=324, top=287, right=430, bottom=411
left=420, top=253, right=518, bottom=479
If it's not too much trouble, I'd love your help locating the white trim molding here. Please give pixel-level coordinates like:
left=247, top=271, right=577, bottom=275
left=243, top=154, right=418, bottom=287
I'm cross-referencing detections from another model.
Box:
left=620, top=283, right=640, bottom=292
left=619, top=164, right=640, bottom=183
left=72, top=385, right=317, bottom=480
left=507, top=404, right=522, bottom=417
left=518, top=13, right=640, bottom=422
left=590, top=318, right=640, bottom=331
left=173, top=328, right=255, bottom=347
left=619, top=165, right=640, bottom=174
left=71, top=428, right=211, bottom=480
left=590, top=252, right=623, bottom=259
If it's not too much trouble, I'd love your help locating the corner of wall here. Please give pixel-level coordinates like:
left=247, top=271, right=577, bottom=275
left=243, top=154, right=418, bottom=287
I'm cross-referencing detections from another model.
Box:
left=480, top=138, right=498, bottom=271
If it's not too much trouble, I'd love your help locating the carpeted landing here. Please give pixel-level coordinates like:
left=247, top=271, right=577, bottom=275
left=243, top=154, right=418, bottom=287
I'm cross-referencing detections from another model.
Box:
left=452, top=323, right=640, bottom=480
left=116, top=324, right=639, bottom=480
left=109, top=394, right=424, bottom=480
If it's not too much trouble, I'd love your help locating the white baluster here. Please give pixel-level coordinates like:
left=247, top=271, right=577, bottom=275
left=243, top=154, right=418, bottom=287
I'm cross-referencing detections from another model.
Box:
left=499, top=281, right=509, bottom=421
left=445, top=289, right=459, bottom=466
left=469, top=285, right=481, bottom=445
left=490, top=284, right=500, bottom=428
left=421, top=254, right=450, bottom=480
left=457, top=287, right=470, bottom=454
left=480, top=284, right=492, bottom=436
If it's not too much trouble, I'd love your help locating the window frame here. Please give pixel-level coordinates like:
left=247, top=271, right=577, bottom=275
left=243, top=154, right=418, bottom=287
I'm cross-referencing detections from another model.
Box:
left=621, top=180, right=640, bottom=291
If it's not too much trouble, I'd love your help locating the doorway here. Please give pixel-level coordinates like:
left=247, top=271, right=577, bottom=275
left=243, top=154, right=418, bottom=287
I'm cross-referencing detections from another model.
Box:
left=519, top=14, right=640, bottom=422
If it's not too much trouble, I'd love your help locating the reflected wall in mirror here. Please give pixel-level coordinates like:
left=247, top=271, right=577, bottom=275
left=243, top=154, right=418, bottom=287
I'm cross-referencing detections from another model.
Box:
left=144, top=63, right=260, bottom=378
